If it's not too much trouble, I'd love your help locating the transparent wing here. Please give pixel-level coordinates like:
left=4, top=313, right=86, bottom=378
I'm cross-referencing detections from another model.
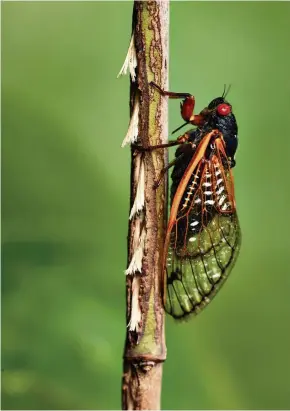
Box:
left=164, top=136, right=241, bottom=319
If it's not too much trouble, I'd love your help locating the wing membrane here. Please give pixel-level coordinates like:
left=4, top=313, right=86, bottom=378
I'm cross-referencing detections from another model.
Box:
left=164, top=133, right=241, bottom=319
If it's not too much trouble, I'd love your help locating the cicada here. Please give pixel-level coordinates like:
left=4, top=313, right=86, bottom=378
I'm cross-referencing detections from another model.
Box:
left=150, top=82, right=241, bottom=319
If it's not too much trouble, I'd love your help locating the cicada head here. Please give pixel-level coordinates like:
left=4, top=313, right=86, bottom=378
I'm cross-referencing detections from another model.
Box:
left=204, top=95, right=238, bottom=166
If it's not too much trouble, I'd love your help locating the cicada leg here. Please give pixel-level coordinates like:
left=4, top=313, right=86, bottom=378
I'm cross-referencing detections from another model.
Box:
left=132, top=131, right=191, bottom=152
left=131, top=140, right=182, bottom=152
left=150, top=81, right=204, bottom=129
left=153, top=154, right=185, bottom=189
left=150, top=81, right=192, bottom=99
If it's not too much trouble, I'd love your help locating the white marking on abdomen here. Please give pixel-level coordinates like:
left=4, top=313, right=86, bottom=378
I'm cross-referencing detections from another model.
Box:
left=216, top=186, right=225, bottom=195
left=190, top=221, right=199, bottom=227
left=218, top=195, right=226, bottom=205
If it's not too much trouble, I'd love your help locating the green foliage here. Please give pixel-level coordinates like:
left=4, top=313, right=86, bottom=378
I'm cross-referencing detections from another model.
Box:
left=2, top=2, right=290, bottom=409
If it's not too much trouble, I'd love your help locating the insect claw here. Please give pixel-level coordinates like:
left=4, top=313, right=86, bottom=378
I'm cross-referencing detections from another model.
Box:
left=150, top=81, right=163, bottom=93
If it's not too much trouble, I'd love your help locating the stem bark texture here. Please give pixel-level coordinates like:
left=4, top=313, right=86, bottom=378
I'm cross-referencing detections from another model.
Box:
left=122, top=1, right=169, bottom=410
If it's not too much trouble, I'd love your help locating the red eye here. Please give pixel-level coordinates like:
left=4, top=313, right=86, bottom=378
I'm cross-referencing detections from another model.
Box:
left=217, top=103, right=231, bottom=116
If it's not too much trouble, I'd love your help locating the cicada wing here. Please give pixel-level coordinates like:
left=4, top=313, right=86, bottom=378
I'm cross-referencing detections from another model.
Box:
left=163, top=135, right=241, bottom=319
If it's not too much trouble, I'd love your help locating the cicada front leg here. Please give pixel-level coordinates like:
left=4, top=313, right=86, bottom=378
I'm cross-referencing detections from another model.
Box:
left=150, top=81, right=206, bottom=133
left=150, top=81, right=195, bottom=123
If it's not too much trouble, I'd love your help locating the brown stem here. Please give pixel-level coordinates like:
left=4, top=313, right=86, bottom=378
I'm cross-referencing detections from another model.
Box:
left=122, top=1, right=169, bottom=410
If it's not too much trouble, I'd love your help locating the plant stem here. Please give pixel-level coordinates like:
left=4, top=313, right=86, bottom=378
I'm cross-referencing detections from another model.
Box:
left=122, top=1, right=169, bottom=410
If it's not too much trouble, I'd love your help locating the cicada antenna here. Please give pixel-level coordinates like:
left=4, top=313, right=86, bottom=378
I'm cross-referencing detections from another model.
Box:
left=171, top=121, right=189, bottom=135
left=222, top=84, right=226, bottom=99
left=222, top=84, right=232, bottom=99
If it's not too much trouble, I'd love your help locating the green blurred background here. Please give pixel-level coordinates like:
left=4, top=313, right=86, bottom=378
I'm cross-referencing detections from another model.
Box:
left=2, top=1, right=290, bottom=409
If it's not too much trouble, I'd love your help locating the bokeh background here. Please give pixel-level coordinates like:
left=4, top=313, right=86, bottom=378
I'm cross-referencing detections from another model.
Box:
left=2, top=1, right=290, bottom=409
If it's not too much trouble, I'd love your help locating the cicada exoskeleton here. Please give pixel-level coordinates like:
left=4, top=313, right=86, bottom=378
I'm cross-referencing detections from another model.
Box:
left=151, top=83, right=241, bottom=319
